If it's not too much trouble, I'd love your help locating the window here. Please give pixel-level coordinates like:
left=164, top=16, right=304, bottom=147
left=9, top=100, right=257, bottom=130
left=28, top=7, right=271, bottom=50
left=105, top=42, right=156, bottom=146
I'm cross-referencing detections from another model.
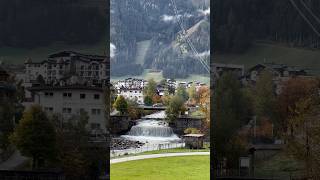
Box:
left=91, top=123, right=101, bottom=129
left=91, top=109, right=101, bottom=115
left=63, top=93, right=72, bottom=98
left=44, top=107, right=53, bottom=112
left=94, top=94, right=100, bottom=99
left=44, top=92, right=54, bottom=97
left=63, top=108, right=72, bottom=113
left=80, top=94, right=86, bottom=99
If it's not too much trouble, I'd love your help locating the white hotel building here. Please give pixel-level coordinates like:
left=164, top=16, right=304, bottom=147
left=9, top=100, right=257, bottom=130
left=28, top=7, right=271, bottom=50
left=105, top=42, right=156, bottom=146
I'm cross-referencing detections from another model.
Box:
left=24, top=51, right=109, bottom=85
left=117, top=87, right=144, bottom=104
left=113, top=78, right=146, bottom=104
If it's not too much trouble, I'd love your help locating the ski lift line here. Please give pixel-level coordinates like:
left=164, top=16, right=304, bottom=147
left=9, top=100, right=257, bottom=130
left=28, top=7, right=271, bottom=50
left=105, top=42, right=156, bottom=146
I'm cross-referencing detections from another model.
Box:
left=289, top=0, right=320, bottom=38
left=300, top=0, right=320, bottom=26
left=186, top=38, right=210, bottom=72
left=184, top=34, right=210, bottom=71
left=170, top=0, right=210, bottom=73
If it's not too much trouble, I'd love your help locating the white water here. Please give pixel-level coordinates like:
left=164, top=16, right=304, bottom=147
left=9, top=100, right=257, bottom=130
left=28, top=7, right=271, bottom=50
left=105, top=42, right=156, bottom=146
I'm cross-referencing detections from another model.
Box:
left=121, top=119, right=181, bottom=144
left=143, top=111, right=166, bottom=119
left=111, top=112, right=182, bottom=157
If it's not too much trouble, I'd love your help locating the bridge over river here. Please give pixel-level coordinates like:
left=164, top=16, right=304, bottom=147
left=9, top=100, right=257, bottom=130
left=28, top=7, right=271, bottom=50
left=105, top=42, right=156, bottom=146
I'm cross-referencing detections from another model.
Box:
left=138, top=105, right=166, bottom=111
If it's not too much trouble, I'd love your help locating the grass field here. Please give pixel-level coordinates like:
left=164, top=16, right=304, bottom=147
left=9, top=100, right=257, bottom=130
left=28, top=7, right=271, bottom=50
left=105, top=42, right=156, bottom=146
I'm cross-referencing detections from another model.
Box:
left=0, top=41, right=105, bottom=64
left=111, top=146, right=210, bottom=159
left=110, top=155, right=210, bottom=180
left=135, top=40, right=151, bottom=65
left=111, top=69, right=210, bottom=84
left=255, top=152, right=305, bottom=179
left=215, top=42, right=320, bottom=74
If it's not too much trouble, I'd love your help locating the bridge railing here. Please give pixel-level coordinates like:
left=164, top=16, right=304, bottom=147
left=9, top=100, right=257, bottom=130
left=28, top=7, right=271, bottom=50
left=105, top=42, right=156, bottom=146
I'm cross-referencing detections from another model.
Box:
left=111, top=141, right=210, bottom=158
left=110, top=142, right=186, bottom=158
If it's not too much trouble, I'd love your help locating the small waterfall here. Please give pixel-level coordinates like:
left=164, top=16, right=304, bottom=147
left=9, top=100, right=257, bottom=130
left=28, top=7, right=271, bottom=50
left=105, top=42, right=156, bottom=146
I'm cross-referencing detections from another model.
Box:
left=128, top=126, right=174, bottom=137
left=121, top=119, right=180, bottom=143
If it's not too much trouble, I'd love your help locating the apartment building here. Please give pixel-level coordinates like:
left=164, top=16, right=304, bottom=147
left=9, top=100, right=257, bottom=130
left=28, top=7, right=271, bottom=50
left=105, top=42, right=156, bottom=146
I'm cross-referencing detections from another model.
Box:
left=26, top=85, right=106, bottom=133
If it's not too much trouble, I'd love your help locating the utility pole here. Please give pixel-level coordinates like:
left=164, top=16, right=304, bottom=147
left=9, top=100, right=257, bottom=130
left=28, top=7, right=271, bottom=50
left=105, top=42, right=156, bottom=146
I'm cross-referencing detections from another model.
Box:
left=254, top=116, right=257, bottom=143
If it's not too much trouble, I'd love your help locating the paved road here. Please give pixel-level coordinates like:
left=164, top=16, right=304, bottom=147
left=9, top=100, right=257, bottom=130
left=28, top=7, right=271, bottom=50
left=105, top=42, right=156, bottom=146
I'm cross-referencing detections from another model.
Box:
left=0, top=151, right=28, bottom=170
left=110, top=152, right=210, bottom=164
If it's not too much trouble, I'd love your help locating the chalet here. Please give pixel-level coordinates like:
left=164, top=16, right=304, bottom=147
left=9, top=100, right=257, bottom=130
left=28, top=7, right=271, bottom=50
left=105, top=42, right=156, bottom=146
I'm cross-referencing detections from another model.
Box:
left=247, top=63, right=307, bottom=82
left=212, top=63, right=245, bottom=78
left=247, top=63, right=309, bottom=94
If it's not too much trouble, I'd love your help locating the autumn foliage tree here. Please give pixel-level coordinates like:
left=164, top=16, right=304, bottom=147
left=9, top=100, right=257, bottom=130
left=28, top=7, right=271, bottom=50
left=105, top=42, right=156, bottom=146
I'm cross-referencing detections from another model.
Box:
left=277, top=77, right=319, bottom=135
left=113, top=95, right=128, bottom=115
left=10, top=105, right=57, bottom=169
left=165, top=95, right=186, bottom=122
left=212, top=72, right=252, bottom=167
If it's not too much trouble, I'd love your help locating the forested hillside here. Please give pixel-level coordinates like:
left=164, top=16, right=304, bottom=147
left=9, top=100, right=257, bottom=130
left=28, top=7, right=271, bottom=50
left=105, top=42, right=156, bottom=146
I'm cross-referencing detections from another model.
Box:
left=214, top=0, right=320, bottom=54
left=111, top=0, right=210, bottom=78
left=0, top=0, right=106, bottom=48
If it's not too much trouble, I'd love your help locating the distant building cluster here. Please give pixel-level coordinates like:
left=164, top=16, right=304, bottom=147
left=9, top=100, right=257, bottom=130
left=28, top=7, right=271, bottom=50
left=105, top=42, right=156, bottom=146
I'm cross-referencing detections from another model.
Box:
left=112, top=78, right=208, bottom=105
left=245, top=63, right=310, bottom=94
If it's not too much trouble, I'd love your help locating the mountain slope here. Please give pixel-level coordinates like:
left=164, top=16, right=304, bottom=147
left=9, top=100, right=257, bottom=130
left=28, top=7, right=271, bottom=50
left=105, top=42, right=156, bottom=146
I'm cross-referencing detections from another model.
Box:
left=111, top=0, right=210, bottom=78
left=215, top=42, right=320, bottom=74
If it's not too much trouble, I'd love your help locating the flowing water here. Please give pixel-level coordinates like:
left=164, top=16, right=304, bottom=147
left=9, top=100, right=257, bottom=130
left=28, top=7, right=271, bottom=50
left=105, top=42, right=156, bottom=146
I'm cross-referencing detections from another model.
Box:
left=111, top=112, right=182, bottom=157
left=121, top=119, right=181, bottom=144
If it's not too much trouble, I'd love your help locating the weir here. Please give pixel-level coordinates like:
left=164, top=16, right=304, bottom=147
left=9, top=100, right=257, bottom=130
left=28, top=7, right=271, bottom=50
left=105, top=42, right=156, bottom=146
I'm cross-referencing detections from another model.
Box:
left=121, top=119, right=180, bottom=143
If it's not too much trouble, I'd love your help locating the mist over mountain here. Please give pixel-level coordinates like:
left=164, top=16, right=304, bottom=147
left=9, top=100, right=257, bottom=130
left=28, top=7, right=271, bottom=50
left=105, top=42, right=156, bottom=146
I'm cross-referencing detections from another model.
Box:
left=111, top=0, right=210, bottom=79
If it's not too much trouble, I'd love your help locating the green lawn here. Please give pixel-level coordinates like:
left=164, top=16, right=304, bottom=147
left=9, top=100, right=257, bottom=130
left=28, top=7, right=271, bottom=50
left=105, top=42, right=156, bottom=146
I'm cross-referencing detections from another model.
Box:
left=111, top=147, right=210, bottom=159
left=110, top=155, right=210, bottom=180
left=111, top=69, right=210, bottom=84
left=255, top=152, right=305, bottom=179
left=215, top=42, right=320, bottom=74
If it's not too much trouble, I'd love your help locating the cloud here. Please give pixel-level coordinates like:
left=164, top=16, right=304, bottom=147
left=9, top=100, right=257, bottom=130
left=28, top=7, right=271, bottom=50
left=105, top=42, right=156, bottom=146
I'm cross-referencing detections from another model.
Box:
left=195, top=50, right=210, bottom=58
left=161, top=13, right=194, bottom=23
left=161, top=14, right=179, bottom=22
left=110, top=43, right=116, bottom=58
left=198, top=7, right=210, bottom=16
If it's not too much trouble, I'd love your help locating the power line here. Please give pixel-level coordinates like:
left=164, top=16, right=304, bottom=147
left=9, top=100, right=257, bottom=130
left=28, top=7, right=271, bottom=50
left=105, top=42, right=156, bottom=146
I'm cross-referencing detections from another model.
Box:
left=300, top=0, right=320, bottom=26
left=170, top=0, right=211, bottom=74
left=289, top=0, right=320, bottom=37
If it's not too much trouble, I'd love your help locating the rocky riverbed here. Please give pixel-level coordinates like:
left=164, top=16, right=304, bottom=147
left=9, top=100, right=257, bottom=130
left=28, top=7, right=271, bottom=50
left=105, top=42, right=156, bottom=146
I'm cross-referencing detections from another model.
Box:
left=111, top=138, right=145, bottom=150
